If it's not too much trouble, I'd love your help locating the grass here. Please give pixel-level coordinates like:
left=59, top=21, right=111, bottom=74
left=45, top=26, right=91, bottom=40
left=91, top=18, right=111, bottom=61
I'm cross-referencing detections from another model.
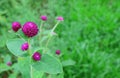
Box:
left=0, top=0, right=120, bottom=78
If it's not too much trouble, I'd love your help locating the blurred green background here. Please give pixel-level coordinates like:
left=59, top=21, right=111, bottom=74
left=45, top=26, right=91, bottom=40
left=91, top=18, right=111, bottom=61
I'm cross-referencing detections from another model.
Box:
left=0, top=0, right=120, bottom=78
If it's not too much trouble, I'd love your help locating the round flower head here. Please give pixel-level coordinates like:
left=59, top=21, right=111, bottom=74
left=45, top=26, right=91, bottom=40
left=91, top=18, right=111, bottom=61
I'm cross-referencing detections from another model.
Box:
left=56, top=50, right=61, bottom=55
left=32, top=52, right=41, bottom=61
left=7, top=62, right=12, bottom=66
left=57, top=16, right=64, bottom=21
left=12, top=22, right=21, bottom=32
left=22, top=22, right=39, bottom=37
left=21, top=42, right=29, bottom=51
left=41, top=15, right=47, bottom=21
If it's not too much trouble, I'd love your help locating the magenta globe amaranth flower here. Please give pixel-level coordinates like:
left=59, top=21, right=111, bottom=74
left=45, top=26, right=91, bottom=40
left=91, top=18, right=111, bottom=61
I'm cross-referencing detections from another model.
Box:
left=12, top=22, right=21, bottom=32
left=21, top=42, right=29, bottom=51
left=32, top=52, right=41, bottom=61
left=41, top=15, right=47, bottom=21
left=7, top=62, right=12, bottom=66
left=22, top=22, right=39, bottom=37
left=56, top=50, right=61, bottom=55
left=57, top=16, right=64, bottom=21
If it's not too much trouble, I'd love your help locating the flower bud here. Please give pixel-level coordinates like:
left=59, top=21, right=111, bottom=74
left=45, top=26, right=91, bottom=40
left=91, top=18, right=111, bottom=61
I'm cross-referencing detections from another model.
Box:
left=57, top=16, right=64, bottom=21
left=12, top=22, right=21, bottom=32
left=56, top=50, right=61, bottom=55
left=7, top=62, right=12, bottom=66
left=41, top=15, right=47, bottom=21
left=32, top=52, right=41, bottom=61
left=21, top=42, right=29, bottom=51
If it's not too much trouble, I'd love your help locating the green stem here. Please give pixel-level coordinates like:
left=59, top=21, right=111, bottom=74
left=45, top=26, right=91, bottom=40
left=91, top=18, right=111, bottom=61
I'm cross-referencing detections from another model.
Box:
left=30, top=65, right=33, bottom=78
left=40, top=21, right=44, bottom=31
left=39, top=21, right=44, bottom=46
left=28, top=38, right=31, bottom=55
left=48, top=74, right=51, bottom=78
left=15, top=33, right=26, bottom=41
left=43, top=21, right=60, bottom=53
left=43, top=35, right=52, bottom=53
left=51, top=21, right=60, bottom=33
left=28, top=38, right=33, bottom=78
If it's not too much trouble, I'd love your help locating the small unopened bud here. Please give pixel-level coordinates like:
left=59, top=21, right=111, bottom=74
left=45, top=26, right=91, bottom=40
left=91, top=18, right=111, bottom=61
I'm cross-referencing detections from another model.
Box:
left=12, top=22, right=21, bottom=32
left=21, top=42, right=29, bottom=51
left=57, top=16, right=64, bottom=21
left=56, top=50, right=61, bottom=55
left=32, top=52, right=41, bottom=61
left=7, top=62, right=12, bottom=66
left=41, top=15, right=47, bottom=21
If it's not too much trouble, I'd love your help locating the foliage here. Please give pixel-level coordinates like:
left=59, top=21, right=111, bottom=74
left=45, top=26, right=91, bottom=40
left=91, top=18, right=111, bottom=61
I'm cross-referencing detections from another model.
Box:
left=0, top=0, right=120, bottom=78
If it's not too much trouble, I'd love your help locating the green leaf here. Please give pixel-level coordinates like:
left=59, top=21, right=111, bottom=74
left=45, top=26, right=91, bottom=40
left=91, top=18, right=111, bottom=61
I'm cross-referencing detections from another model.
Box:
left=9, top=71, right=18, bottom=78
left=32, top=54, right=63, bottom=74
left=0, top=36, right=7, bottom=47
left=50, top=73, right=64, bottom=78
left=6, top=39, right=26, bottom=56
left=33, top=47, right=45, bottom=52
left=40, top=35, right=49, bottom=43
left=62, top=59, right=76, bottom=67
left=13, top=57, right=30, bottom=78
left=3, top=54, right=11, bottom=63
left=0, top=64, right=11, bottom=73
left=33, top=68, right=44, bottom=78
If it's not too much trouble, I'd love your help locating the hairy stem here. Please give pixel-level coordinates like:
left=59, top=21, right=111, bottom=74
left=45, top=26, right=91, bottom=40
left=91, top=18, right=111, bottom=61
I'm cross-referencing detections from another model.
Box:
left=39, top=21, right=44, bottom=46
left=28, top=38, right=33, bottom=78
left=43, top=35, right=52, bottom=53
left=28, top=38, right=31, bottom=55
left=15, top=33, right=26, bottom=41
left=51, top=21, right=60, bottom=33
left=43, top=21, right=60, bottom=53
left=48, top=74, right=52, bottom=78
left=30, top=65, right=33, bottom=78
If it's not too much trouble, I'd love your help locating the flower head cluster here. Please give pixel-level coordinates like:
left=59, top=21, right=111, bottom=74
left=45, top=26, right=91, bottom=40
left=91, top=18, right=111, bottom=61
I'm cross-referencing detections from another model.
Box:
left=12, top=15, right=63, bottom=62
left=22, top=22, right=39, bottom=37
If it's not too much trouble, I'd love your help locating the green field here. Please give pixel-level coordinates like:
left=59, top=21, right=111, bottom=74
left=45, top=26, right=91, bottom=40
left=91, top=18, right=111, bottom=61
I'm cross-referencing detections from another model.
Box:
left=0, top=0, right=120, bottom=78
